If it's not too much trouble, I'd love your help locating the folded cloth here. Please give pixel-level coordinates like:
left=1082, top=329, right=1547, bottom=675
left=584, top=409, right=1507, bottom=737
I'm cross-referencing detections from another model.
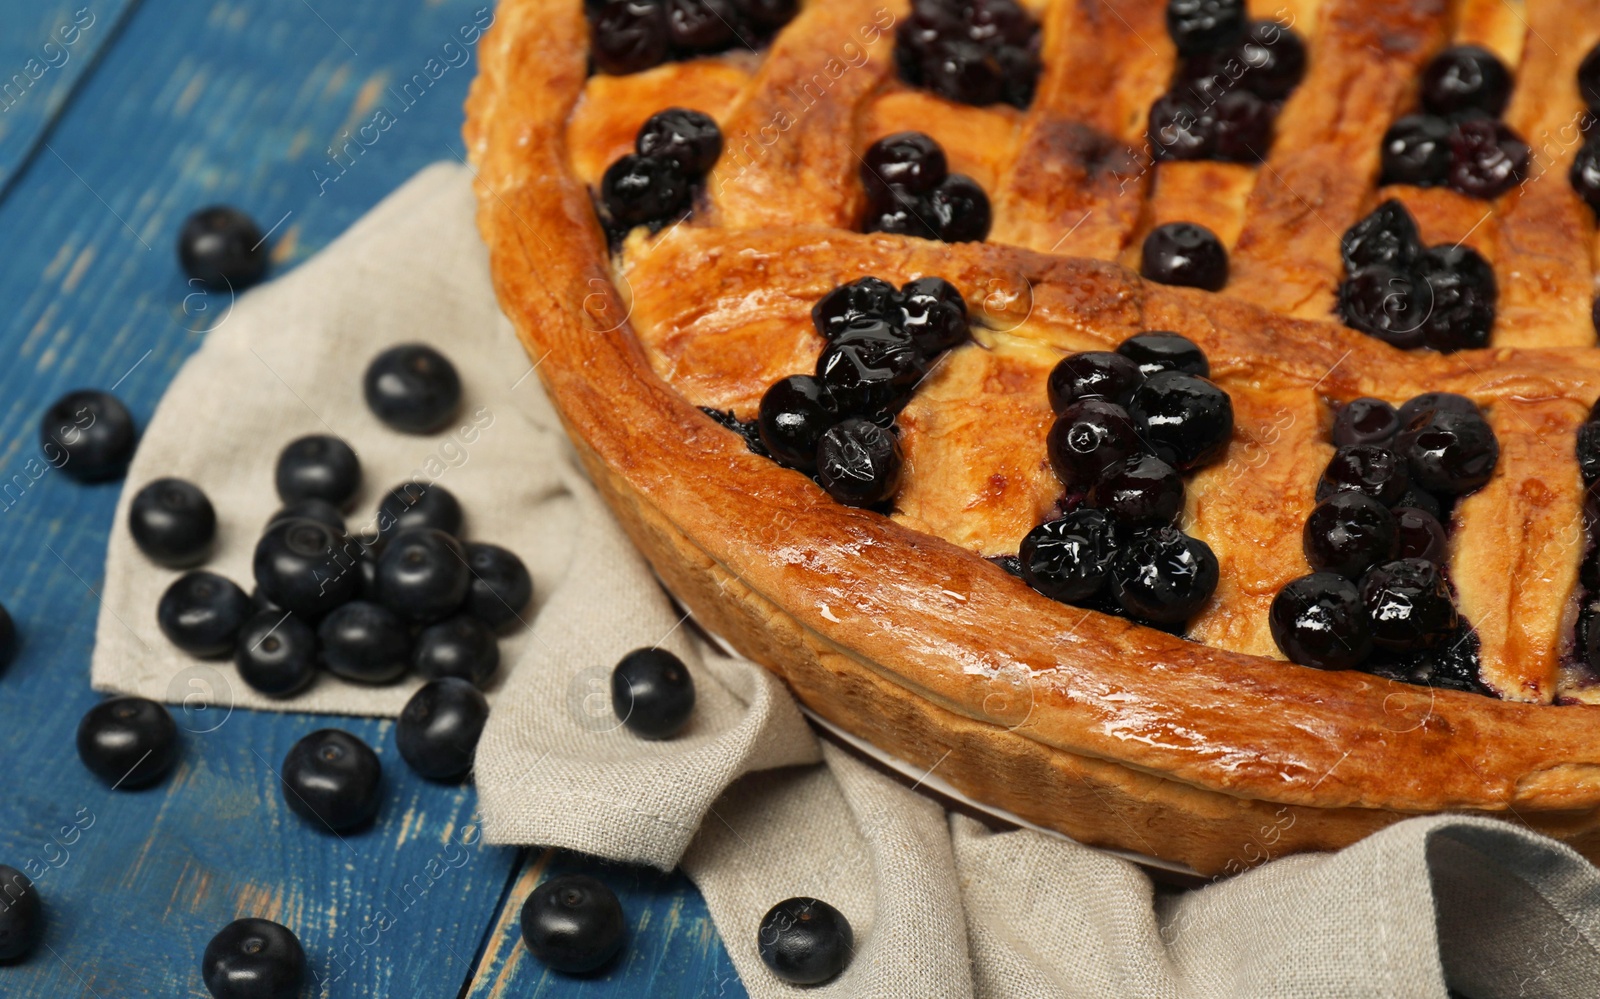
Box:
left=91, top=164, right=1600, bottom=998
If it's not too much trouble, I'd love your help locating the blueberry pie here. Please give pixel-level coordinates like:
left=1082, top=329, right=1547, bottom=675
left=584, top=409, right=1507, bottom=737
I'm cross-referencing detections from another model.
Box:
left=467, top=0, right=1600, bottom=873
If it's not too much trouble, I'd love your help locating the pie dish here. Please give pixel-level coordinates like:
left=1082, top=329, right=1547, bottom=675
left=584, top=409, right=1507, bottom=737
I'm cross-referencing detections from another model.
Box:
left=465, top=0, right=1600, bottom=875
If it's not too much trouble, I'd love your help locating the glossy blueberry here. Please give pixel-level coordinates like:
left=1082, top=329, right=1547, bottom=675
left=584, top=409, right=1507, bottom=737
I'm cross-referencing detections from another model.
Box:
left=1147, top=92, right=1213, bottom=161
left=1418, top=244, right=1496, bottom=352
left=1018, top=508, right=1119, bottom=603
left=177, top=206, right=268, bottom=290
left=520, top=874, right=626, bottom=974
left=280, top=729, right=381, bottom=832
left=1393, top=485, right=1442, bottom=520
left=414, top=615, right=500, bottom=688
left=1397, top=408, right=1499, bottom=495
left=1333, top=398, right=1400, bottom=448
left=234, top=611, right=318, bottom=699
left=1233, top=19, right=1305, bottom=99
left=373, top=482, right=464, bottom=549
left=589, top=0, right=669, bottom=75
left=202, top=918, right=305, bottom=999
left=1571, top=139, right=1600, bottom=215
left=1125, top=371, right=1233, bottom=471
left=39, top=389, right=136, bottom=482
left=1116, top=331, right=1208, bottom=378
left=1360, top=557, right=1459, bottom=652
left=1046, top=351, right=1144, bottom=413
left=897, top=276, right=969, bottom=357
left=317, top=601, right=411, bottom=685
left=1578, top=421, right=1600, bottom=484
left=1380, top=114, right=1452, bottom=187
left=600, top=153, right=690, bottom=233
left=1047, top=399, right=1144, bottom=488
left=1210, top=90, right=1273, bottom=162
left=1165, top=0, right=1244, bottom=56
left=1370, top=625, right=1484, bottom=693
left=895, top=0, right=1040, bottom=110
left=1341, top=200, right=1422, bottom=272
left=1337, top=265, right=1426, bottom=349
left=815, top=318, right=921, bottom=415
left=1446, top=118, right=1529, bottom=199
left=1302, top=491, right=1398, bottom=579
left=757, top=897, right=853, bottom=986
left=1394, top=506, right=1448, bottom=563
left=0, top=865, right=42, bottom=962
left=1109, top=525, right=1219, bottom=625
left=815, top=418, right=902, bottom=507
left=612, top=647, right=696, bottom=739
left=665, top=0, right=739, bottom=51
left=926, top=173, right=992, bottom=242
left=1316, top=445, right=1409, bottom=507
left=1089, top=453, right=1186, bottom=526
left=1397, top=392, right=1480, bottom=426
left=758, top=375, right=836, bottom=472
left=635, top=107, right=722, bottom=174
left=811, top=277, right=900, bottom=341
left=1140, top=222, right=1227, bottom=291
left=267, top=497, right=346, bottom=535
left=1582, top=42, right=1600, bottom=113
left=375, top=529, right=470, bottom=624
left=861, top=132, right=947, bottom=195
left=275, top=435, right=361, bottom=508
left=76, top=696, right=177, bottom=789
left=1269, top=572, right=1372, bottom=670
left=463, top=542, right=533, bottom=629
left=1421, top=46, right=1511, bottom=117
left=253, top=517, right=363, bottom=617
left=396, top=678, right=489, bottom=781
left=862, top=183, right=934, bottom=239
left=363, top=344, right=462, bottom=435
left=129, top=477, right=216, bottom=567
left=158, top=571, right=252, bottom=658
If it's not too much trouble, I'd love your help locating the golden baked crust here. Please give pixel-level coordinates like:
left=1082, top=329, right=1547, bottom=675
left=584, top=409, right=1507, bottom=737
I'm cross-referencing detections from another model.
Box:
left=466, top=0, right=1600, bottom=873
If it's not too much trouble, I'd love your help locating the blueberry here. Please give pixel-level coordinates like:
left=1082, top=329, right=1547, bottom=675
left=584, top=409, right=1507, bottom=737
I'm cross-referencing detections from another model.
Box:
left=1047, top=399, right=1144, bottom=488
left=1125, top=370, right=1234, bottom=471
left=665, top=0, right=740, bottom=50
left=1109, top=525, right=1218, bottom=624
left=520, top=874, right=626, bottom=974
left=1018, top=509, right=1119, bottom=603
left=129, top=477, right=216, bottom=567
left=1421, top=46, right=1512, bottom=117
left=815, top=417, right=903, bottom=507
left=318, top=601, right=411, bottom=685
left=601, top=152, right=691, bottom=235
left=862, top=183, right=935, bottom=239
left=1233, top=19, right=1305, bottom=99
left=1579, top=421, right=1600, bottom=484
left=635, top=108, right=722, bottom=174
left=1397, top=409, right=1499, bottom=495
left=158, top=571, right=252, bottom=658
left=1394, top=506, right=1448, bottom=563
left=1446, top=118, right=1529, bottom=199
left=373, top=482, right=464, bottom=548
left=1332, top=398, right=1400, bottom=448
left=376, top=529, right=471, bottom=624
left=897, top=276, right=969, bottom=357
left=202, top=918, right=305, bottom=999
left=811, top=277, right=900, bottom=341
left=1046, top=352, right=1144, bottom=413
left=39, top=389, right=136, bottom=482
left=275, top=435, right=361, bottom=508
left=1165, top=0, right=1244, bottom=56
left=280, top=729, right=381, bottom=832
left=266, top=497, right=347, bottom=535
left=1360, top=557, right=1459, bottom=652
left=1417, top=244, right=1496, bottom=352
left=1116, top=331, right=1209, bottom=378
left=758, top=375, right=837, bottom=472
left=177, top=206, right=268, bottom=290
left=589, top=0, right=669, bottom=75
left=1341, top=199, right=1422, bottom=272
left=612, top=647, right=696, bottom=739
left=860, top=132, right=948, bottom=196
left=1269, top=573, right=1372, bottom=670
left=1316, top=445, right=1409, bottom=506
left=1089, top=453, right=1186, bottom=526
left=234, top=611, right=318, bottom=699
left=1397, top=392, right=1479, bottom=426
left=253, top=518, right=362, bottom=617
left=0, top=865, right=42, bottom=962
left=414, top=615, right=500, bottom=688
left=757, top=897, right=853, bottom=986
left=463, top=542, right=533, bottom=629
left=1140, top=222, right=1228, bottom=290
left=1571, top=139, right=1600, bottom=215
left=396, top=678, right=489, bottom=781
left=815, top=318, right=921, bottom=415
left=363, top=344, right=462, bottom=435
left=1393, top=485, right=1443, bottom=520
left=1303, top=492, right=1398, bottom=578
left=1147, top=92, right=1214, bottom=161
left=76, top=696, right=178, bottom=788
left=1371, top=625, right=1484, bottom=692
left=1337, top=265, right=1427, bottom=349
left=927, top=173, right=992, bottom=242
left=1380, top=114, right=1452, bottom=187
left=896, top=2, right=1040, bottom=110
left=1210, top=90, right=1273, bottom=162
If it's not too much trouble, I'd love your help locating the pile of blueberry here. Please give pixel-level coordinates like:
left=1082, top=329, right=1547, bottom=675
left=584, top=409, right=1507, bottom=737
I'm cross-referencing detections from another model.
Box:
left=1139, top=221, right=1229, bottom=292
left=1379, top=44, right=1529, bottom=199
left=1014, top=332, right=1231, bottom=630
left=584, top=0, right=797, bottom=76
left=1569, top=43, right=1600, bottom=221
left=1270, top=393, right=1498, bottom=693
left=1569, top=398, right=1600, bottom=676
left=1335, top=199, right=1496, bottom=352
left=1148, top=2, right=1306, bottom=163
left=599, top=108, right=722, bottom=242
left=895, top=0, right=1040, bottom=109
left=707, top=275, right=971, bottom=508
left=859, top=132, right=991, bottom=243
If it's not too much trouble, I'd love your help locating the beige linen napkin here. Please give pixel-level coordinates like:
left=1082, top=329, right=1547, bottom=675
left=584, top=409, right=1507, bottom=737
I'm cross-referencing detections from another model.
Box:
left=91, top=164, right=1600, bottom=998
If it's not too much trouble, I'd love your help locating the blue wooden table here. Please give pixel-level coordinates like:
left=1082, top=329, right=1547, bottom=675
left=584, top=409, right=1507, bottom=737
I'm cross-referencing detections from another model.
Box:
left=0, top=2, right=747, bottom=994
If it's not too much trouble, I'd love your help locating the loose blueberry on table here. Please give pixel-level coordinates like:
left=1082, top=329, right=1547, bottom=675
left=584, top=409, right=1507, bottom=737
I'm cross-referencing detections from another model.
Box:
left=38, top=389, right=137, bottom=482
left=267, top=497, right=347, bottom=534
left=859, top=132, right=991, bottom=243
left=396, top=678, right=490, bottom=782
left=414, top=614, right=501, bottom=688
left=363, top=343, right=463, bottom=435
left=201, top=918, right=305, bottom=999
left=254, top=517, right=363, bottom=617
left=275, top=434, right=362, bottom=508
left=520, top=874, right=626, bottom=974
left=586, top=0, right=796, bottom=76
left=599, top=107, right=722, bottom=240
left=177, top=205, right=269, bottom=291
left=895, top=0, right=1040, bottom=109
left=234, top=610, right=318, bottom=699
left=1140, top=222, right=1228, bottom=291
left=0, top=865, right=42, bottom=963
left=757, top=896, right=853, bottom=986
left=374, top=528, right=471, bottom=624
left=128, top=477, right=216, bottom=567
left=462, top=541, right=534, bottom=629
left=317, top=600, right=413, bottom=685
left=280, top=729, right=382, bottom=832
left=1377, top=45, right=1528, bottom=197
left=76, top=696, right=178, bottom=789
left=374, top=481, right=465, bottom=548
left=158, top=570, right=254, bottom=658
left=612, top=647, right=696, bottom=739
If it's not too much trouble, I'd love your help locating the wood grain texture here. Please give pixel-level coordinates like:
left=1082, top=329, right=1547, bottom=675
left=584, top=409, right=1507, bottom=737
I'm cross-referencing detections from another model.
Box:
left=0, top=0, right=742, bottom=995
